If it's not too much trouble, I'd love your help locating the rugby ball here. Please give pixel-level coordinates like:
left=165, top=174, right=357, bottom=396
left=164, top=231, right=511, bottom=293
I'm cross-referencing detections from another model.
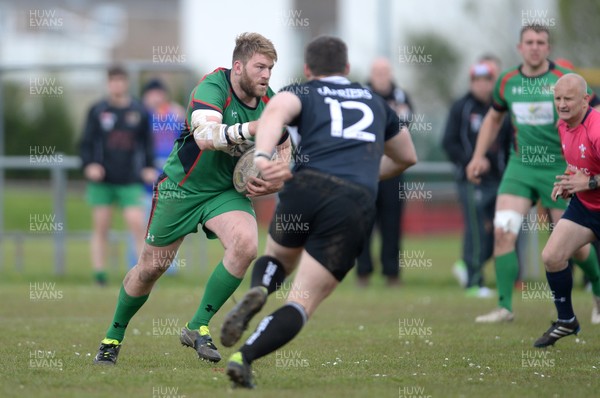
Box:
left=232, top=147, right=277, bottom=194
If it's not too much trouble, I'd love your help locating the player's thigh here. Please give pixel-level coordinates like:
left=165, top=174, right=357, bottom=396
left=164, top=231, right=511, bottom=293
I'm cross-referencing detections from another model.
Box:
left=548, top=207, right=567, bottom=225
left=286, top=250, right=338, bottom=318
left=495, top=194, right=532, bottom=214
left=92, top=206, right=113, bottom=232
left=542, top=219, right=595, bottom=267
left=145, top=178, right=204, bottom=246
left=264, top=234, right=303, bottom=275
left=122, top=206, right=145, bottom=229
left=204, top=210, right=258, bottom=251
left=199, top=189, right=255, bottom=240
left=497, top=159, right=537, bottom=211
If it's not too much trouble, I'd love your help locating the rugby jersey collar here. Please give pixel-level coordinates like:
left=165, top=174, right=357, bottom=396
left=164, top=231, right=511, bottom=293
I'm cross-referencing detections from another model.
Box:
left=581, top=106, right=593, bottom=125
left=517, top=60, right=554, bottom=79
left=318, top=76, right=351, bottom=85
left=565, top=107, right=593, bottom=132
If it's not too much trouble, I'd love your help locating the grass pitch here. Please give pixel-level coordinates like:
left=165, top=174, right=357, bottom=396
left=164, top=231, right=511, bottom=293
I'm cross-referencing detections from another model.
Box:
left=2, top=186, right=599, bottom=397
left=1, top=234, right=599, bottom=398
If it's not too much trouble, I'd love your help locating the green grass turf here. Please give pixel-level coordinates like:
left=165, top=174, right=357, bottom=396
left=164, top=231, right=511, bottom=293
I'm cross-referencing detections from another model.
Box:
left=1, top=234, right=599, bottom=398
left=2, top=185, right=599, bottom=397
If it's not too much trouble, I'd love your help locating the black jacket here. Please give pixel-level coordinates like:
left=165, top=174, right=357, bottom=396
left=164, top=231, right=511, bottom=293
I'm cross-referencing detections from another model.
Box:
left=442, top=92, right=512, bottom=181
left=79, top=98, right=154, bottom=184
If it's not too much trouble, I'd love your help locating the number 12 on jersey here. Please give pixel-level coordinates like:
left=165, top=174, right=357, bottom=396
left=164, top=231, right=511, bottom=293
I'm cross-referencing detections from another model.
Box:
left=324, top=97, right=375, bottom=142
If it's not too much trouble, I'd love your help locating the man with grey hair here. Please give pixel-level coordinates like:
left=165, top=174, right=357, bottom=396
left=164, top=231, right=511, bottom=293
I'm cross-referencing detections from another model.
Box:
left=534, top=73, right=600, bottom=347
left=356, top=57, right=414, bottom=287
left=466, top=24, right=600, bottom=324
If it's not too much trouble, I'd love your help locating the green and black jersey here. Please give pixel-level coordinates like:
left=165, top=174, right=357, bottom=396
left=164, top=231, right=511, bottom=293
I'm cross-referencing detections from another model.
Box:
left=162, top=68, right=275, bottom=193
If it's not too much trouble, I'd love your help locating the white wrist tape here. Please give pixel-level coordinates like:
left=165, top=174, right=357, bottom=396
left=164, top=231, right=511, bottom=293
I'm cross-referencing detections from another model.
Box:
left=226, top=123, right=252, bottom=144
left=241, top=122, right=252, bottom=140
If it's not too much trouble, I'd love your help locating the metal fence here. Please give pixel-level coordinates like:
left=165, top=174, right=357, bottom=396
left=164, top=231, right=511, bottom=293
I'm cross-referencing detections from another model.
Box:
left=0, top=156, right=541, bottom=279
left=0, top=155, right=211, bottom=275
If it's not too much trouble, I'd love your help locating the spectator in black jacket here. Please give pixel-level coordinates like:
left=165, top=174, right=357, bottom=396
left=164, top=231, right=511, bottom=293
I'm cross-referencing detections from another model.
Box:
left=442, top=60, right=512, bottom=297
left=356, top=57, right=414, bottom=287
left=79, top=66, right=156, bottom=285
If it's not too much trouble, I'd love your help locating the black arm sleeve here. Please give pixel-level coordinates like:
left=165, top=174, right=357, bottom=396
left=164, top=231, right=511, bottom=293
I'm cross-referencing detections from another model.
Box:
left=441, top=99, right=469, bottom=167
left=403, top=91, right=414, bottom=111
left=79, top=105, right=99, bottom=168
left=384, top=102, right=401, bottom=141
left=140, top=109, right=155, bottom=168
left=277, top=129, right=290, bottom=146
left=400, top=91, right=414, bottom=128
left=498, top=115, right=514, bottom=165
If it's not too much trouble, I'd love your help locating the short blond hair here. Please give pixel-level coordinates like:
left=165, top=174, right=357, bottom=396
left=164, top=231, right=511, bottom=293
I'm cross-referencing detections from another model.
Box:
left=232, top=32, right=278, bottom=65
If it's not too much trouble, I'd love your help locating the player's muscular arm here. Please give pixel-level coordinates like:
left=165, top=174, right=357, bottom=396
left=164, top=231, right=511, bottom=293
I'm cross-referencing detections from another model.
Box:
left=465, top=108, right=505, bottom=184
left=253, top=92, right=301, bottom=180
left=379, top=127, right=418, bottom=180
left=274, top=136, right=292, bottom=167
left=255, top=92, right=301, bottom=158
left=191, top=109, right=254, bottom=152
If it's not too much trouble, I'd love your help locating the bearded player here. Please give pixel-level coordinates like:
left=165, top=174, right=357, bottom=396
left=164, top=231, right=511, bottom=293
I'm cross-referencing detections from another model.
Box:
left=466, top=24, right=600, bottom=323
left=93, top=32, right=291, bottom=365
left=219, top=36, right=417, bottom=388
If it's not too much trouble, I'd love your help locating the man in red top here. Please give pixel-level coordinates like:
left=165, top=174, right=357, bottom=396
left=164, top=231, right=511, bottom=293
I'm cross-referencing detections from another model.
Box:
left=534, top=73, right=600, bottom=347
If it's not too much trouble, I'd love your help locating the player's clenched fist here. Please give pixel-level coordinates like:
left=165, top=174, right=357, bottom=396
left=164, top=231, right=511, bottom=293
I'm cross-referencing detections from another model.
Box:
left=465, top=155, right=490, bottom=184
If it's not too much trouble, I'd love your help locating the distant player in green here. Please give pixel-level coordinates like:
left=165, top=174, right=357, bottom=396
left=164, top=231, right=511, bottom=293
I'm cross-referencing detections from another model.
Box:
left=466, top=24, right=600, bottom=323
left=94, top=32, right=292, bottom=365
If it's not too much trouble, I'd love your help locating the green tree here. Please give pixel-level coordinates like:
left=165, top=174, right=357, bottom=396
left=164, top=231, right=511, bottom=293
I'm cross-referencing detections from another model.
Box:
left=405, top=32, right=462, bottom=104
left=4, top=80, right=75, bottom=178
left=556, top=0, right=600, bottom=66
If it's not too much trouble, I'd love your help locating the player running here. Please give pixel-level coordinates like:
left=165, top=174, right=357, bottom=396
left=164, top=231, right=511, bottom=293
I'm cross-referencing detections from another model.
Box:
left=219, top=35, right=417, bottom=388
left=466, top=24, right=600, bottom=324
left=93, top=32, right=291, bottom=365
left=534, top=74, right=600, bottom=347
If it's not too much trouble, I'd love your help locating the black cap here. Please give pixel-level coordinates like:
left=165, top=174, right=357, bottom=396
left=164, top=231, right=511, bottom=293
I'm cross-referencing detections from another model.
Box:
left=142, top=78, right=168, bottom=95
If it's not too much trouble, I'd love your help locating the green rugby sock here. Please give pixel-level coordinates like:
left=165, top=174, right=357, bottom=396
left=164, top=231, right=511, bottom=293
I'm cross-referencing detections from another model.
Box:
left=188, top=261, right=242, bottom=330
left=105, top=285, right=149, bottom=342
left=94, top=271, right=107, bottom=284
left=573, top=245, right=600, bottom=297
left=495, top=251, right=519, bottom=312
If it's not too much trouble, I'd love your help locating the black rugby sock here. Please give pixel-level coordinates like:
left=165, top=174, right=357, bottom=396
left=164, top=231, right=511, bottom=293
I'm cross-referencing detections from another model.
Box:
left=250, top=255, right=286, bottom=294
left=239, top=303, right=307, bottom=363
left=546, top=267, right=575, bottom=321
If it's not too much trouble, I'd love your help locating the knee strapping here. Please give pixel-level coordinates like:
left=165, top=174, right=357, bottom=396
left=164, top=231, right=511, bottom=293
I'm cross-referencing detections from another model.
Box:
left=493, top=210, right=522, bottom=235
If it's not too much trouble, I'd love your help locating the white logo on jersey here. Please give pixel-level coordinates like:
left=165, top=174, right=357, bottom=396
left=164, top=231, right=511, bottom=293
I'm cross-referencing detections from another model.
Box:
left=100, top=112, right=116, bottom=131
left=511, top=101, right=554, bottom=125
left=579, top=144, right=586, bottom=158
